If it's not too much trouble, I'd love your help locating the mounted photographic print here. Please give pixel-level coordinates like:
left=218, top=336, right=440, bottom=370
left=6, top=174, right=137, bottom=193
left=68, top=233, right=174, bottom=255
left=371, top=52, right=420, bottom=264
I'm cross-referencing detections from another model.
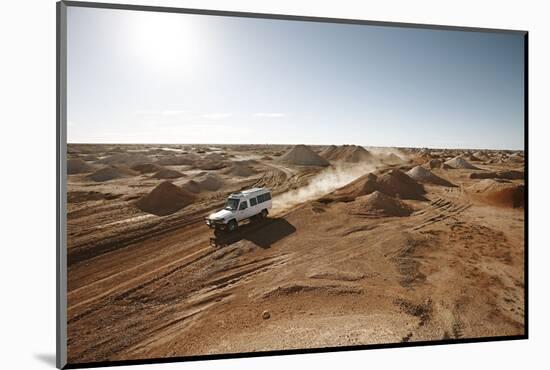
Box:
left=57, top=1, right=528, bottom=368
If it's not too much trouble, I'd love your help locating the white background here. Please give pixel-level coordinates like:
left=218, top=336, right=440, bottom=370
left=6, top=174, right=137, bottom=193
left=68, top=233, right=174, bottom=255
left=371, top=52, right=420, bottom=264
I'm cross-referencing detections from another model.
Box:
left=0, top=0, right=547, bottom=369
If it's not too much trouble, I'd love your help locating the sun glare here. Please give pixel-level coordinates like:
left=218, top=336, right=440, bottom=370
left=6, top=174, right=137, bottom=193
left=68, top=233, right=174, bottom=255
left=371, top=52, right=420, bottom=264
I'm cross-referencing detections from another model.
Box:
left=122, top=11, right=202, bottom=73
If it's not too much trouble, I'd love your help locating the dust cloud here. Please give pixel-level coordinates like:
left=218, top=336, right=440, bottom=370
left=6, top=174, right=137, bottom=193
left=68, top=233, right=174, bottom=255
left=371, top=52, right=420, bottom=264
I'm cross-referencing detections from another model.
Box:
left=272, top=163, right=378, bottom=213
left=272, top=148, right=410, bottom=213
left=367, top=147, right=407, bottom=159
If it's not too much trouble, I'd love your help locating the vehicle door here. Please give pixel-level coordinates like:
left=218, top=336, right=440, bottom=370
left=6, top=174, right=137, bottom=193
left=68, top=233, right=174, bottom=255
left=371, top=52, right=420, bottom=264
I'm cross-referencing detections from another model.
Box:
left=236, top=199, right=249, bottom=221
left=249, top=196, right=259, bottom=217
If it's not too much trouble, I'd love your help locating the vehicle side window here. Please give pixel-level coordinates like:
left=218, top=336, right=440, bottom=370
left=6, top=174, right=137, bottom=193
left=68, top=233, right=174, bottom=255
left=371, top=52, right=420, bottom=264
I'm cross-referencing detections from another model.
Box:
left=250, top=198, right=257, bottom=206
left=256, top=193, right=271, bottom=203
left=239, top=200, right=248, bottom=210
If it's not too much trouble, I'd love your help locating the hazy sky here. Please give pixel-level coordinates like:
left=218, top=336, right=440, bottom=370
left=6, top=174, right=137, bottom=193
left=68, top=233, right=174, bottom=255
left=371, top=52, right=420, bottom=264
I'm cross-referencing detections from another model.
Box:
left=67, top=7, right=525, bottom=149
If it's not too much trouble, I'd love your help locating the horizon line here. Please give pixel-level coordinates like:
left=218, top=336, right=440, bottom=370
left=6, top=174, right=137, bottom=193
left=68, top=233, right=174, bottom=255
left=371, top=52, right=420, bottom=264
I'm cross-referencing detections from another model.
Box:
left=67, top=142, right=524, bottom=151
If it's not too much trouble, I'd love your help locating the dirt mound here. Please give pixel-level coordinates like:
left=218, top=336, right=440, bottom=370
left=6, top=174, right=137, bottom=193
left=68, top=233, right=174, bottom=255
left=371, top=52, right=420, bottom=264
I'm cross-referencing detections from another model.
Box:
left=321, top=145, right=373, bottom=163
left=156, top=154, right=197, bottom=166
left=196, top=173, right=224, bottom=191
left=468, top=179, right=511, bottom=193
left=470, top=170, right=524, bottom=180
left=381, top=152, right=404, bottom=165
left=418, top=148, right=430, bottom=157
left=406, top=166, right=455, bottom=187
left=67, top=159, right=94, bottom=174
left=323, top=169, right=425, bottom=202
left=376, top=169, right=426, bottom=200
left=151, top=168, right=185, bottom=179
left=469, top=180, right=524, bottom=208
left=136, top=181, right=196, bottom=216
left=319, top=145, right=338, bottom=159
left=336, top=145, right=373, bottom=163
left=131, top=163, right=164, bottom=174
left=350, top=191, right=413, bottom=217
left=485, top=184, right=524, bottom=208
left=507, top=152, right=524, bottom=163
left=279, top=144, right=330, bottom=166
left=223, top=162, right=257, bottom=177
left=87, top=166, right=138, bottom=182
left=473, top=151, right=488, bottom=160
left=181, top=180, right=201, bottom=194
left=196, top=153, right=228, bottom=170
left=99, top=153, right=152, bottom=166
left=324, top=173, right=379, bottom=202
left=444, top=156, right=481, bottom=170
left=427, top=159, right=442, bottom=169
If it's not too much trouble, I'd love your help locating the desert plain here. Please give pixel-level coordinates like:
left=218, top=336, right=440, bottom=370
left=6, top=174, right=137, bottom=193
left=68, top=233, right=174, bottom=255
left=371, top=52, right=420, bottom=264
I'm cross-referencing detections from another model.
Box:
left=65, top=143, right=525, bottom=363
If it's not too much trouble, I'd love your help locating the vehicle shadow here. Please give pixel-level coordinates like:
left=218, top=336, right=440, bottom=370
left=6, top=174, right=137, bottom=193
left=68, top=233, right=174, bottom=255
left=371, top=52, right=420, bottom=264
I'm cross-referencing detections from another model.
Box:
left=211, top=217, right=296, bottom=249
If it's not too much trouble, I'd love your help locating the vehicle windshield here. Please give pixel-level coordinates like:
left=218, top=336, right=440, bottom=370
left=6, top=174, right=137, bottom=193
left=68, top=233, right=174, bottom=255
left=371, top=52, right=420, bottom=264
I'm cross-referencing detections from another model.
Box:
left=224, top=198, right=239, bottom=211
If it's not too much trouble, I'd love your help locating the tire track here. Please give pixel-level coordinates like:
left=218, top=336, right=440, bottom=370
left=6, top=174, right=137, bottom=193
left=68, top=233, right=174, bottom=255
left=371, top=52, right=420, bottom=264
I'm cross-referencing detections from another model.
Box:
left=411, top=197, right=471, bottom=231
left=68, top=245, right=216, bottom=323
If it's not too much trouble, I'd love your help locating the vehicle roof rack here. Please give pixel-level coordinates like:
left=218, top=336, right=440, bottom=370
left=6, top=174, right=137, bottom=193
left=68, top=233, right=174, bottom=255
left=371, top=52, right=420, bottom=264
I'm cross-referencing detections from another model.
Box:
left=229, top=187, right=267, bottom=197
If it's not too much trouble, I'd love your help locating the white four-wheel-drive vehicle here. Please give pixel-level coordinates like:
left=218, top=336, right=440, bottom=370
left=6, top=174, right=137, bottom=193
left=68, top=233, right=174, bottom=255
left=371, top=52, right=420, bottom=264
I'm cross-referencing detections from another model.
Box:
left=205, top=187, right=272, bottom=231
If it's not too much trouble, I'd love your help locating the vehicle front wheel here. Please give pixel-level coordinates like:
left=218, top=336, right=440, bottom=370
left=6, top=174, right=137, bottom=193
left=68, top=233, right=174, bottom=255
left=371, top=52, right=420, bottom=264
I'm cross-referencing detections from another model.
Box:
left=259, top=209, right=268, bottom=219
left=227, top=219, right=238, bottom=232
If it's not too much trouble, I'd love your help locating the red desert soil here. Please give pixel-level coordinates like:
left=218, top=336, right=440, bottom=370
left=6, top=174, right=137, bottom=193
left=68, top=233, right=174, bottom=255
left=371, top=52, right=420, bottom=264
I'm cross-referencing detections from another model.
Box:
left=99, top=153, right=153, bottom=166
left=484, top=185, right=524, bottom=208
left=67, top=158, right=94, bottom=175
left=196, top=153, right=229, bottom=170
left=87, top=165, right=138, bottom=182
left=65, top=144, right=525, bottom=364
left=156, top=155, right=196, bottom=166
left=81, top=154, right=100, bottom=162
left=131, top=163, right=164, bottom=174
left=223, top=162, right=257, bottom=177
left=151, top=168, right=185, bottom=179
left=470, top=170, right=524, bottom=180
left=136, top=181, right=196, bottom=216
